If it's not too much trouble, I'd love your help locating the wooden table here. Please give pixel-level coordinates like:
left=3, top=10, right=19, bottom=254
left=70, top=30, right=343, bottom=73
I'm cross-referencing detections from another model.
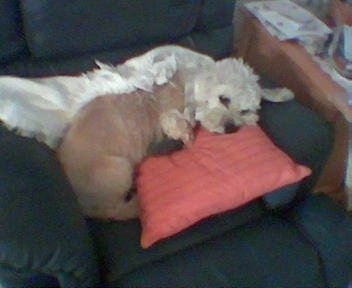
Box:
left=235, top=7, right=352, bottom=209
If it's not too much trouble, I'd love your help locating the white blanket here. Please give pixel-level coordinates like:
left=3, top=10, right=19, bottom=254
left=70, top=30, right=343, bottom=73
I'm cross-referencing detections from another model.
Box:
left=0, top=45, right=214, bottom=148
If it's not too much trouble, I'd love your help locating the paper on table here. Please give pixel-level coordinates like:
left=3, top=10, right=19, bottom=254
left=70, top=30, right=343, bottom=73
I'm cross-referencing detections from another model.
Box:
left=245, top=0, right=332, bottom=40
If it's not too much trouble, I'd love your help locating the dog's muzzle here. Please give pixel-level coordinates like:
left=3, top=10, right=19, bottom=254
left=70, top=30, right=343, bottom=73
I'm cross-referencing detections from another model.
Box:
left=224, top=120, right=239, bottom=134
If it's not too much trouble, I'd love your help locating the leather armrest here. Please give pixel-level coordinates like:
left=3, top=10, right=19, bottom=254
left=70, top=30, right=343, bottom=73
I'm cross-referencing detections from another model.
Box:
left=259, top=100, right=334, bottom=202
left=0, top=125, right=100, bottom=287
left=291, top=194, right=352, bottom=287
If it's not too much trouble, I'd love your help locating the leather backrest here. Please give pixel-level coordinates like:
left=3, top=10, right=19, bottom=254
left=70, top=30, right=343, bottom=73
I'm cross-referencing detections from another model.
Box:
left=195, top=0, right=235, bottom=31
left=0, top=1, right=27, bottom=63
left=20, top=0, right=202, bottom=59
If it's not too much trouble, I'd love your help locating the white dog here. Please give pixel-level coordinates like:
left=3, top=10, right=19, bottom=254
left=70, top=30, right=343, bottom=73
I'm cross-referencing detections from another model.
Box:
left=0, top=45, right=293, bottom=220
left=184, top=57, right=293, bottom=133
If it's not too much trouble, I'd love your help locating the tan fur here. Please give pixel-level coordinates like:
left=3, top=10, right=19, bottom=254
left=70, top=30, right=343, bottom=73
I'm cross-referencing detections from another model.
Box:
left=57, top=74, right=191, bottom=220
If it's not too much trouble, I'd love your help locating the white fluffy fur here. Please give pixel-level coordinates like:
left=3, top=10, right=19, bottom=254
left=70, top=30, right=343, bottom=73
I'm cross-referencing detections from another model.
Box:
left=0, top=45, right=293, bottom=147
left=0, top=46, right=213, bottom=147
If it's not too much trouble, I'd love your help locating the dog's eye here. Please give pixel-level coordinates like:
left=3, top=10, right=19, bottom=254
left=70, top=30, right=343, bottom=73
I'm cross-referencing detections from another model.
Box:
left=219, top=95, right=231, bottom=108
left=240, top=109, right=251, bottom=115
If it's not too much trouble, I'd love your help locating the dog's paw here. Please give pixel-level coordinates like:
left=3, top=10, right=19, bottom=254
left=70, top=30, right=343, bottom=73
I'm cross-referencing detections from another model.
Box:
left=160, top=109, right=194, bottom=146
left=261, top=87, right=294, bottom=103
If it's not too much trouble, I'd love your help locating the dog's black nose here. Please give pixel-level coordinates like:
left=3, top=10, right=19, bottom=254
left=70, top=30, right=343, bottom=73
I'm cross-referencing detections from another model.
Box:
left=224, top=121, right=239, bottom=134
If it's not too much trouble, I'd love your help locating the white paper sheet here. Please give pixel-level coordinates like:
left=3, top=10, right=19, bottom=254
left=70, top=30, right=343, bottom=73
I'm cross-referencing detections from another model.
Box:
left=245, top=0, right=332, bottom=40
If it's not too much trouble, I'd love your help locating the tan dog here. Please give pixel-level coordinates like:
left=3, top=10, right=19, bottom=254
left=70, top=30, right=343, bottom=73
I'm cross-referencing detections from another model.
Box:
left=57, top=74, right=192, bottom=220
left=56, top=45, right=293, bottom=221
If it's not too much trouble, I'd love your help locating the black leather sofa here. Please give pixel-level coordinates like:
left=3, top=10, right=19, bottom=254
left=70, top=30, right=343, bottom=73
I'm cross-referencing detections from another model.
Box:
left=1, top=1, right=352, bottom=287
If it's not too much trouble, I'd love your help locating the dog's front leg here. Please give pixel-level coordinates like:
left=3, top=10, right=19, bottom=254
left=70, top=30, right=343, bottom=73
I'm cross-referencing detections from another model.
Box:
left=160, top=109, right=194, bottom=147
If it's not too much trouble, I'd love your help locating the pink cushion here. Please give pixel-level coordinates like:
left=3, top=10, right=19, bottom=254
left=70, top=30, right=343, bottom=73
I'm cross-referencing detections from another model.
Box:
left=137, top=126, right=311, bottom=248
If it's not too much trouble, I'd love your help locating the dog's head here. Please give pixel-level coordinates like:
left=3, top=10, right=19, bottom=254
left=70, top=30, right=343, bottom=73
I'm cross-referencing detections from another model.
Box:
left=187, top=58, right=261, bottom=133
